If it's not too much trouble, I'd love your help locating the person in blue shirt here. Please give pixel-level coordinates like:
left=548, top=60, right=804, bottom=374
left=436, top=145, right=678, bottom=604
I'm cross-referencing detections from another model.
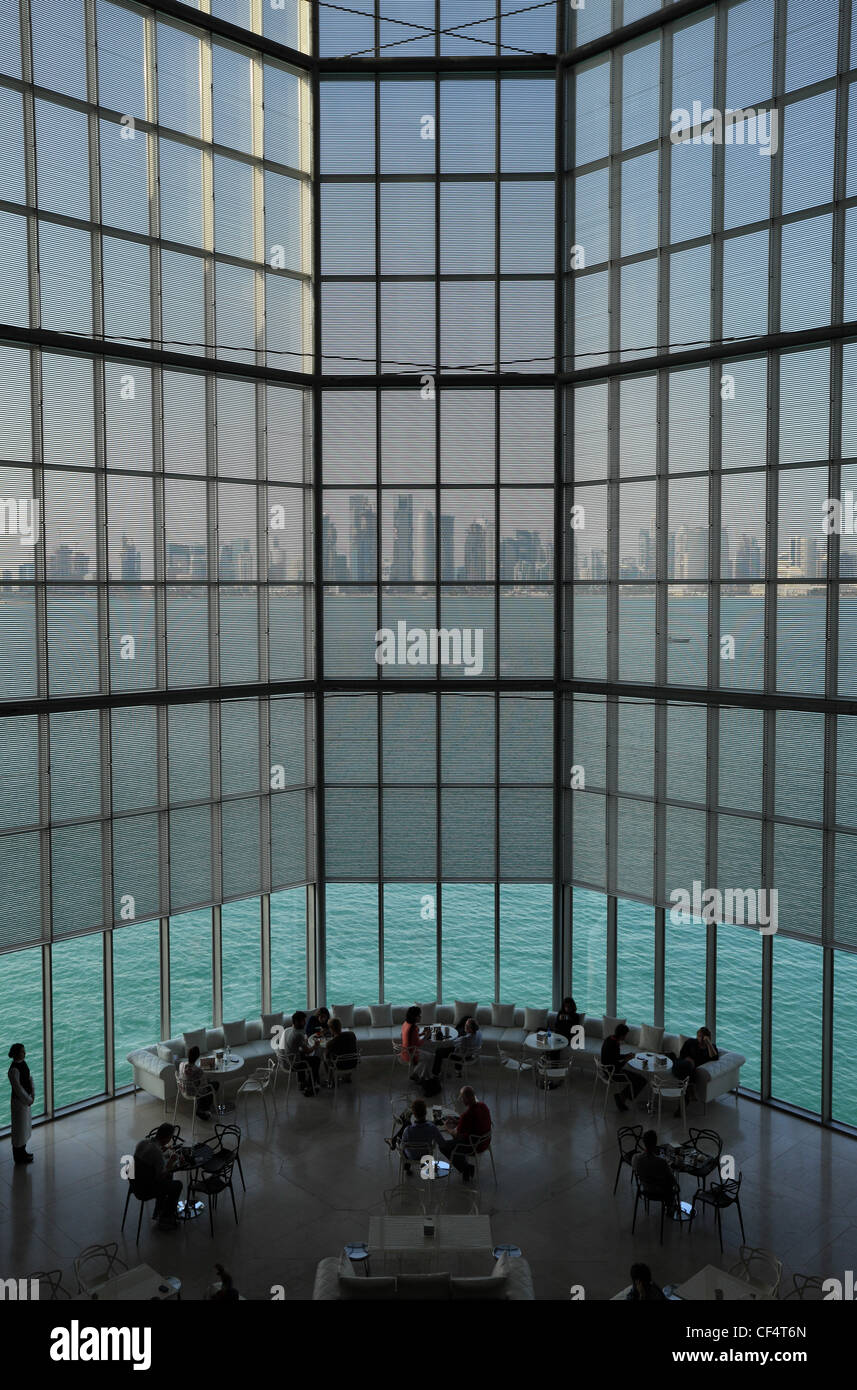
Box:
left=388, top=1097, right=445, bottom=1174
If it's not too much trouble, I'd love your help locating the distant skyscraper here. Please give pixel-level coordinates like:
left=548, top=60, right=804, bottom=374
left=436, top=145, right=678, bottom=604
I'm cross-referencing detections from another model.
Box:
left=417, top=507, right=435, bottom=581
left=120, top=535, right=141, bottom=581
left=391, top=495, right=414, bottom=582
left=721, top=528, right=731, bottom=580
left=440, top=514, right=455, bottom=580
left=349, top=495, right=376, bottom=582
left=464, top=521, right=487, bottom=581
left=322, top=515, right=339, bottom=579
left=47, top=545, right=90, bottom=580
left=733, top=534, right=762, bottom=580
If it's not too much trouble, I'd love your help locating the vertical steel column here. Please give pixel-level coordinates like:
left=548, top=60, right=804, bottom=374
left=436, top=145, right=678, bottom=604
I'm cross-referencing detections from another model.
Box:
left=759, top=0, right=788, bottom=1104
left=41, top=940, right=53, bottom=1119
left=311, top=0, right=326, bottom=1004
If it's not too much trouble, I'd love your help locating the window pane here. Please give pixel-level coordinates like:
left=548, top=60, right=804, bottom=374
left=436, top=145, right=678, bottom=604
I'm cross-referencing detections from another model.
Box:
left=326, top=883, right=378, bottom=1001
left=771, top=934, right=822, bottom=1112
left=500, top=883, right=552, bottom=1002
left=113, top=920, right=161, bottom=1087
left=271, top=887, right=307, bottom=1011
left=442, top=883, right=495, bottom=1003
left=717, top=921, right=761, bottom=1093
left=52, top=933, right=105, bottom=1106
left=616, top=898, right=654, bottom=1022
left=383, top=882, right=436, bottom=1000
left=222, top=899, right=262, bottom=1020
left=0, top=946, right=44, bottom=1117
left=169, top=908, right=213, bottom=1034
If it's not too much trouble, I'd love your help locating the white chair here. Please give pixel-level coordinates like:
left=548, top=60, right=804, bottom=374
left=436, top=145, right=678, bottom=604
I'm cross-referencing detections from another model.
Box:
left=171, top=1068, right=216, bottom=1138
left=327, top=1050, right=361, bottom=1107
left=450, top=1130, right=497, bottom=1187
left=592, top=1061, right=632, bottom=1117
left=536, top=1055, right=573, bottom=1116
left=650, top=1072, right=688, bottom=1129
left=236, top=1058, right=277, bottom=1124
left=383, top=1183, right=428, bottom=1216
left=390, top=1040, right=420, bottom=1092
left=729, top=1246, right=783, bottom=1299
left=74, top=1243, right=127, bottom=1296
left=497, top=1044, right=535, bottom=1100
left=274, top=1048, right=309, bottom=1104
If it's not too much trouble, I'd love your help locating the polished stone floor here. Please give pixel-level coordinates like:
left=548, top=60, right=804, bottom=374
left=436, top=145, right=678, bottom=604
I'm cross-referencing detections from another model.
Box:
left=1, top=1061, right=854, bottom=1300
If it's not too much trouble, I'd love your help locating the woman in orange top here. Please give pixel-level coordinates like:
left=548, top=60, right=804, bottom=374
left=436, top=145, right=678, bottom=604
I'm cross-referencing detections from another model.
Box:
left=400, top=1005, right=427, bottom=1069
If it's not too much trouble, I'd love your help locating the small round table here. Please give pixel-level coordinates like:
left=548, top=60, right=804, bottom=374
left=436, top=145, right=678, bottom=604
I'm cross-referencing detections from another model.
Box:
left=523, top=1032, right=570, bottom=1087
left=626, top=1052, right=672, bottom=1114
left=203, top=1053, right=242, bottom=1113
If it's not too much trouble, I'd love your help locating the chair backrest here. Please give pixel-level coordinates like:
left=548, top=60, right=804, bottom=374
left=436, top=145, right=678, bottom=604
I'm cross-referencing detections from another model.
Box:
left=688, top=1126, right=723, bottom=1159
left=146, top=1124, right=182, bottom=1147
left=213, top=1122, right=241, bottom=1153
left=332, top=1051, right=360, bottom=1071
left=383, top=1184, right=426, bottom=1216
left=74, top=1243, right=127, bottom=1293
left=27, top=1269, right=70, bottom=1300
left=651, top=1072, right=687, bottom=1095
left=617, top=1124, right=643, bottom=1159
left=783, top=1273, right=826, bottom=1301
left=729, top=1246, right=783, bottom=1297
left=594, top=1061, right=615, bottom=1083
left=713, top=1170, right=742, bottom=1201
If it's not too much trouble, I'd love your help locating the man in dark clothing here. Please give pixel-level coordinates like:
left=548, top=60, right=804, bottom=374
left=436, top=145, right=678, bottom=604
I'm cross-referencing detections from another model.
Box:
left=625, top=1262, right=667, bottom=1301
left=325, top=1016, right=358, bottom=1084
left=671, top=1026, right=719, bottom=1087
left=632, top=1130, right=678, bottom=1210
left=439, top=1085, right=491, bottom=1182
left=600, top=1023, right=646, bottom=1111
left=132, top=1123, right=183, bottom=1229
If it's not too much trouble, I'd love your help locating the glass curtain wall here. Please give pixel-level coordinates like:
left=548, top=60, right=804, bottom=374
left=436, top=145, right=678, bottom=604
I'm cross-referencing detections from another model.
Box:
left=318, top=6, right=558, bottom=1008
left=0, top=0, right=314, bottom=1115
left=562, top=0, right=857, bottom=1125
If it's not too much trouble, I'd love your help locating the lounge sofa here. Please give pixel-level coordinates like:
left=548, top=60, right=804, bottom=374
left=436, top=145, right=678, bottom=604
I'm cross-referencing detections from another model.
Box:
left=312, top=1250, right=534, bottom=1300
left=126, top=1004, right=745, bottom=1111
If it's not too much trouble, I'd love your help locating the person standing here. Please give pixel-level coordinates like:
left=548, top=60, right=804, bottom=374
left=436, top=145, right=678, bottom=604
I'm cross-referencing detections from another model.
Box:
left=7, top=1043, right=35, bottom=1165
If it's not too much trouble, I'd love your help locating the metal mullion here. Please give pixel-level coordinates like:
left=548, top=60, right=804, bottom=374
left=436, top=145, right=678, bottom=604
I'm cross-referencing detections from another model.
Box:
left=310, top=1, right=324, bottom=1003
left=42, top=940, right=53, bottom=1118
left=553, top=35, right=565, bottom=1006
left=378, top=691, right=384, bottom=1001
left=261, top=890, right=271, bottom=1017
left=160, top=916, right=170, bottom=1040
left=494, top=688, right=500, bottom=1002
left=435, top=687, right=442, bottom=1000
left=212, top=902, right=222, bottom=1025
left=103, top=927, right=114, bottom=1096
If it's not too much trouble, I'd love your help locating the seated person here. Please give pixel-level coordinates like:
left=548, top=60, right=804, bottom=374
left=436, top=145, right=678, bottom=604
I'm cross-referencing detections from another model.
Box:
left=133, top=1123, right=183, bottom=1230
left=553, top=996, right=580, bottom=1041
left=438, top=1086, right=491, bottom=1183
left=283, top=1011, right=322, bottom=1096
left=401, top=1006, right=429, bottom=1074
left=325, top=1016, right=358, bottom=1082
left=600, top=1023, right=646, bottom=1112
left=450, top=1017, right=483, bottom=1074
left=398, top=1097, right=446, bottom=1175
left=632, top=1130, right=678, bottom=1210
left=178, top=1046, right=218, bottom=1121
left=206, top=1263, right=240, bottom=1302
left=547, top=996, right=580, bottom=1061
left=670, top=1027, right=719, bottom=1094
left=624, top=1262, right=667, bottom=1301
left=305, top=1006, right=332, bottom=1040
left=430, top=1012, right=473, bottom=1076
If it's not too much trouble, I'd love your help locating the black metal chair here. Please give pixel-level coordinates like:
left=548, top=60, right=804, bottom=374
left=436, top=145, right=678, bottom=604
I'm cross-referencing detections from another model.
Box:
left=632, top=1172, right=681, bottom=1245
left=613, top=1124, right=643, bottom=1195
left=121, top=1179, right=158, bottom=1244
left=690, top=1169, right=746, bottom=1253
left=685, top=1127, right=723, bottom=1189
left=188, top=1156, right=239, bottom=1238
left=26, top=1269, right=70, bottom=1300
left=208, top=1122, right=246, bottom=1192
left=782, top=1272, right=826, bottom=1300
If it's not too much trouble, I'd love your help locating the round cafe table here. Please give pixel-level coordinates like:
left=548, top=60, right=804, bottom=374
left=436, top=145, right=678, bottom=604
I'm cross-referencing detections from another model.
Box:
left=523, top=1031, right=570, bottom=1088
left=202, top=1053, right=242, bottom=1113
left=625, top=1051, right=672, bottom=1113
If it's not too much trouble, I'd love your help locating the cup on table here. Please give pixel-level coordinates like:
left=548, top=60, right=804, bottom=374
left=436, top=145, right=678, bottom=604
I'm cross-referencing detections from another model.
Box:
left=432, top=1106, right=442, bottom=1122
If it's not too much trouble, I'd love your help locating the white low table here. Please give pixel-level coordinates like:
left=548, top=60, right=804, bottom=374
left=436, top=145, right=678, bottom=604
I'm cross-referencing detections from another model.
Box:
left=675, top=1265, right=774, bottom=1301
left=368, top=1215, right=492, bottom=1252
left=523, top=1031, right=570, bottom=1054
left=75, top=1264, right=181, bottom=1301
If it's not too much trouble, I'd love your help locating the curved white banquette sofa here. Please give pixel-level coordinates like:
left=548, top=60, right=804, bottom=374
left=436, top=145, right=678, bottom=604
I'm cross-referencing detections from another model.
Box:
left=126, top=1002, right=745, bottom=1110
